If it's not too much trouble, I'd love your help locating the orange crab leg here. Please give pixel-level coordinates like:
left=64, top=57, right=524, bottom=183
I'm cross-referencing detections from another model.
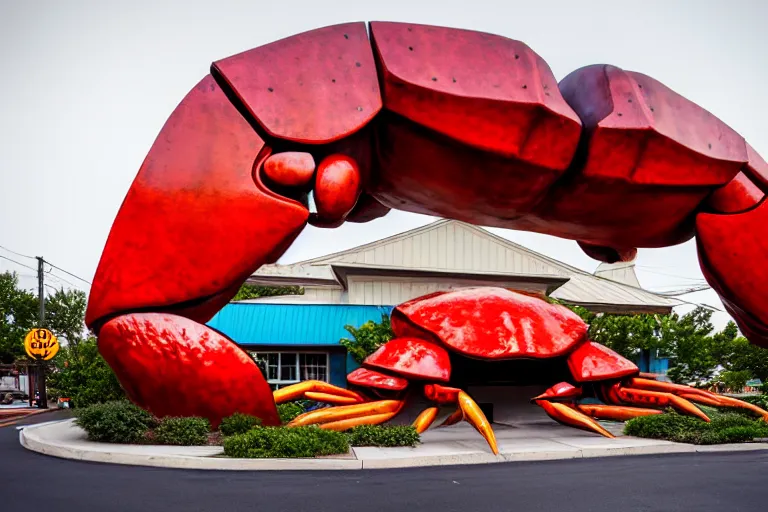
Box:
left=629, top=377, right=768, bottom=419
left=412, top=407, right=440, bottom=434
left=458, top=391, right=499, bottom=455
left=288, top=400, right=403, bottom=427
left=304, top=392, right=362, bottom=405
left=611, top=385, right=710, bottom=422
left=320, top=411, right=399, bottom=431
left=537, top=400, right=614, bottom=438
left=439, top=408, right=464, bottom=427
left=273, top=380, right=366, bottom=404
left=577, top=404, right=662, bottom=422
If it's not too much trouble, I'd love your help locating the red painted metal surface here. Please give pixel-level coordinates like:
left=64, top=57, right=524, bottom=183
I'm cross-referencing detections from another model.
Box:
left=85, top=76, right=309, bottom=329
left=313, top=154, right=362, bottom=222
left=509, top=63, right=748, bottom=249
left=697, top=199, right=768, bottom=347
left=99, top=313, right=280, bottom=428
left=423, top=384, right=461, bottom=404
left=745, top=143, right=768, bottom=189
left=707, top=172, right=764, bottom=214
left=369, top=21, right=581, bottom=226
left=577, top=241, right=637, bottom=263
left=213, top=23, right=381, bottom=143
left=567, top=341, right=639, bottom=382
left=347, top=367, right=408, bottom=391
left=534, top=382, right=583, bottom=401
left=263, top=152, right=315, bottom=187
left=392, top=288, right=588, bottom=359
left=364, top=337, right=451, bottom=382
left=370, top=22, right=581, bottom=162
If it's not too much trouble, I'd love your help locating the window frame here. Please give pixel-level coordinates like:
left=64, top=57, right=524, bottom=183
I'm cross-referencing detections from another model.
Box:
left=250, top=350, right=330, bottom=389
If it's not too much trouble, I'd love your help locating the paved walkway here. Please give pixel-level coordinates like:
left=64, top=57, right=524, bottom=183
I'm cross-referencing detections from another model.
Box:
left=21, top=418, right=768, bottom=470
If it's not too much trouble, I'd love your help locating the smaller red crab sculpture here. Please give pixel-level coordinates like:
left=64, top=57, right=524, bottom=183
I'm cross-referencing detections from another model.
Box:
left=275, top=287, right=768, bottom=454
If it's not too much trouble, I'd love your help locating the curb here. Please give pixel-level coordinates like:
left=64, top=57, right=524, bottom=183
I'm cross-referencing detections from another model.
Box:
left=20, top=420, right=768, bottom=471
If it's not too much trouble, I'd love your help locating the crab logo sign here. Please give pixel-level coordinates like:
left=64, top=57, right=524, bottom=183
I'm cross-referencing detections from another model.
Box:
left=24, top=328, right=59, bottom=361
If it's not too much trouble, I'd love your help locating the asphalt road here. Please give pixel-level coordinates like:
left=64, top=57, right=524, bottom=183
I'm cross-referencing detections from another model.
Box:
left=4, top=413, right=768, bottom=512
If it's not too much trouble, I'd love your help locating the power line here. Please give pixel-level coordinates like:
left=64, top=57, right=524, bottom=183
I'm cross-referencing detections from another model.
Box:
left=44, top=260, right=92, bottom=285
left=0, top=254, right=39, bottom=273
left=0, top=244, right=35, bottom=260
left=45, top=269, right=82, bottom=290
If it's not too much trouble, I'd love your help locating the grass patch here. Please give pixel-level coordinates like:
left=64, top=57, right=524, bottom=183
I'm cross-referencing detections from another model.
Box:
left=625, top=408, right=768, bottom=445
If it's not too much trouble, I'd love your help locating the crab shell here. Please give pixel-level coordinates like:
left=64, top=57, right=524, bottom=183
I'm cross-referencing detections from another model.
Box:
left=347, top=287, right=639, bottom=392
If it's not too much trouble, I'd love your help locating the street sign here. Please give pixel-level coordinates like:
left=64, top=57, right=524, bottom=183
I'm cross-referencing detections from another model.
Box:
left=24, top=328, right=59, bottom=361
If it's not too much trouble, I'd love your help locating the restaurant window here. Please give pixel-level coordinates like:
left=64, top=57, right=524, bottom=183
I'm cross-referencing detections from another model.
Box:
left=251, top=352, right=329, bottom=390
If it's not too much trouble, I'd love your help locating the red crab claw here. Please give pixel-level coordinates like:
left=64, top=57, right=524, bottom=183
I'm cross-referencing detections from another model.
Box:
left=85, top=76, right=311, bottom=427
left=695, top=145, right=768, bottom=348
left=86, top=23, right=382, bottom=427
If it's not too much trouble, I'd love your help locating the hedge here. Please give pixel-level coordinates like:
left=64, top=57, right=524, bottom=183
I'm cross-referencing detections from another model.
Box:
left=624, top=409, right=768, bottom=444
left=220, top=413, right=262, bottom=436
left=153, top=417, right=210, bottom=445
left=75, top=401, right=157, bottom=444
left=345, top=425, right=420, bottom=447
left=277, top=402, right=305, bottom=424
left=223, top=426, right=349, bottom=458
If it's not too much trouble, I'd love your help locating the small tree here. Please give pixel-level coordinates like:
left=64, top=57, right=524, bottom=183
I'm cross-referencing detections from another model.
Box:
left=47, top=337, right=125, bottom=407
left=340, top=315, right=394, bottom=364
left=720, top=370, right=752, bottom=393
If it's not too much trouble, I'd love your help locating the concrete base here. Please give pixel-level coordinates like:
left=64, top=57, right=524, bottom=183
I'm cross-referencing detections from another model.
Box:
left=20, top=419, right=768, bottom=471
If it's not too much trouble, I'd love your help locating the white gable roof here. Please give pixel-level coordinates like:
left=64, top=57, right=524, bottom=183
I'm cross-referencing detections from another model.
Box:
left=251, top=219, right=681, bottom=312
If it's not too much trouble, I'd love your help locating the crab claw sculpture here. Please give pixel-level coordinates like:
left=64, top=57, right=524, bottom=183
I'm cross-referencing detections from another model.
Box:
left=86, top=22, right=768, bottom=437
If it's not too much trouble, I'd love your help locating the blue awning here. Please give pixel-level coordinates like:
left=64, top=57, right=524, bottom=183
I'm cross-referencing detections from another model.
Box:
left=207, top=303, right=393, bottom=346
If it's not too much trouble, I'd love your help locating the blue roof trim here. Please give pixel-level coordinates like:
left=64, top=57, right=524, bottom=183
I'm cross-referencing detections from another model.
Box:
left=207, top=303, right=394, bottom=346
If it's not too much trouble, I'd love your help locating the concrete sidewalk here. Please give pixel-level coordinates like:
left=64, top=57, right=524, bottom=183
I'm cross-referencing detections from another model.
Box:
left=20, top=418, right=768, bottom=471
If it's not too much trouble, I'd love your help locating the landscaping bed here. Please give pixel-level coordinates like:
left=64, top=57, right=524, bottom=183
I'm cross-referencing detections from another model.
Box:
left=74, top=401, right=420, bottom=458
left=624, top=405, right=768, bottom=445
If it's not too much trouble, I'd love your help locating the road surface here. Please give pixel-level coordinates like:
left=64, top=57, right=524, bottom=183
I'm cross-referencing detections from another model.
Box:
left=4, top=413, right=767, bottom=512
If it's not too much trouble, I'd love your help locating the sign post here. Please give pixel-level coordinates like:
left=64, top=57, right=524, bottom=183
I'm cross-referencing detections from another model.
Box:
left=24, top=328, right=59, bottom=408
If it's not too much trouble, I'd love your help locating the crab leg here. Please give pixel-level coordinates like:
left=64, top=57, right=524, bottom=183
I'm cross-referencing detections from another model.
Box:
left=320, top=411, right=400, bottom=431
left=412, top=407, right=440, bottom=434
left=288, top=399, right=403, bottom=427
left=535, top=400, right=614, bottom=438
left=607, top=384, right=710, bottom=422
left=576, top=404, right=662, bottom=422
left=628, top=377, right=768, bottom=419
left=304, top=392, right=362, bottom=405
left=457, top=391, right=499, bottom=455
left=273, top=380, right=367, bottom=404
left=439, top=408, right=464, bottom=427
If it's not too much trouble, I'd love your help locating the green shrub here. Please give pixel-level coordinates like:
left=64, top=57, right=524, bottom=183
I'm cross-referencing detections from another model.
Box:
left=625, top=410, right=768, bottom=445
left=345, top=425, right=420, bottom=447
left=220, top=413, right=262, bottom=436
left=223, top=426, right=349, bottom=458
left=153, top=417, right=210, bottom=446
left=75, top=400, right=157, bottom=444
left=277, top=402, right=305, bottom=424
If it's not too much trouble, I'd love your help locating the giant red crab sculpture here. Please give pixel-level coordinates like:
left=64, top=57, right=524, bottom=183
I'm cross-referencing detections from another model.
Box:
left=86, top=22, right=768, bottom=444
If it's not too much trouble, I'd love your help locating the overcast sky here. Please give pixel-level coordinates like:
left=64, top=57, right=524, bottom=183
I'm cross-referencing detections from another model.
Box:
left=1, top=0, right=766, bottom=330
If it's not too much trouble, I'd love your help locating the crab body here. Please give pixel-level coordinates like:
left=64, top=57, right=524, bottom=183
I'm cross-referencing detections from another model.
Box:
left=84, top=22, right=768, bottom=438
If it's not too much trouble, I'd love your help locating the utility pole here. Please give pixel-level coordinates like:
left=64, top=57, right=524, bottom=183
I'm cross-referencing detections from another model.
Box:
left=36, top=256, right=47, bottom=409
